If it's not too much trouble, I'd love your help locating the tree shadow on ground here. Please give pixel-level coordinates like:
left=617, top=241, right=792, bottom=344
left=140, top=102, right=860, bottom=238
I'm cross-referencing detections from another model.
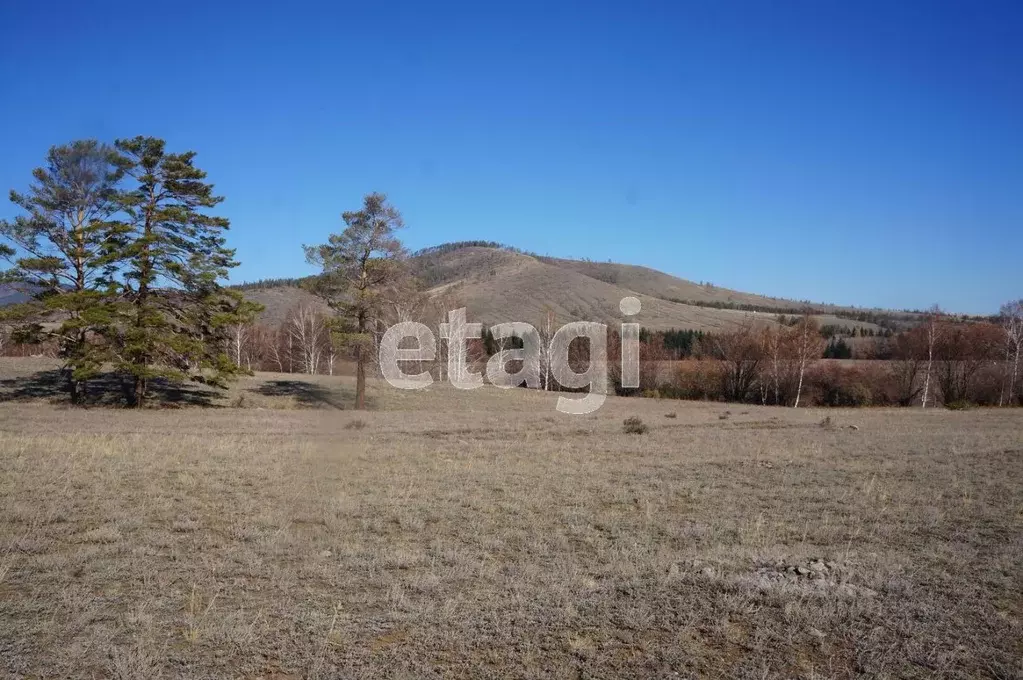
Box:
left=0, top=369, right=224, bottom=407
left=249, top=380, right=366, bottom=410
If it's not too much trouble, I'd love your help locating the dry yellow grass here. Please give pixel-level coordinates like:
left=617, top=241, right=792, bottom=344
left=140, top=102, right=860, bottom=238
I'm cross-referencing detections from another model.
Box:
left=0, top=362, right=1021, bottom=678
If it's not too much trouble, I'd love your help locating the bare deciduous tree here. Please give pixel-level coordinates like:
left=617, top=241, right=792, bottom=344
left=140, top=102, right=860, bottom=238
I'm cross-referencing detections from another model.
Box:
left=933, top=321, right=1001, bottom=405
left=286, top=303, right=326, bottom=375
left=999, top=300, right=1022, bottom=406
left=229, top=323, right=249, bottom=368
left=889, top=326, right=928, bottom=406
left=704, top=316, right=765, bottom=403
left=537, top=306, right=557, bottom=391
left=921, top=304, right=942, bottom=409
left=791, top=313, right=826, bottom=408
left=763, top=323, right=793, bottom=406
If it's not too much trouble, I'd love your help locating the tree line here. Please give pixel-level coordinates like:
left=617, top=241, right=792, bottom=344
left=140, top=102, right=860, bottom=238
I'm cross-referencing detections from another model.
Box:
left=649, top=308, right=1022, bottom=408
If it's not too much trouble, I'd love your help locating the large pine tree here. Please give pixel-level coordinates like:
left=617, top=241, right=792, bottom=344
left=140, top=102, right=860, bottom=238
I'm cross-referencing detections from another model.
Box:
left=0, top=140, right=127, bottom=403
left=304, top=193, right=408, bottom=409
left=111, top=136, right=250, bottom=407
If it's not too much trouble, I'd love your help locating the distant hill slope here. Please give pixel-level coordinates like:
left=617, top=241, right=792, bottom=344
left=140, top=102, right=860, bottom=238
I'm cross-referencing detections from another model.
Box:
left=406, top=245, right=887, bottom=332
left=2, top=244, right=898, bottom=333
left=235, top=285, right=328, bottom=328
left=545, top=258, right=810, bottom=310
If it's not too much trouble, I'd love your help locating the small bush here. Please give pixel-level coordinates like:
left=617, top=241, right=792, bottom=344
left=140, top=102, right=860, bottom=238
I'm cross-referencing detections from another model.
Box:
left=345, top=419, right=367, bottom=430
left=623, top=417, right=648, bottom=434
left=823, top=381, right=872, bottom=407
left=808, top=363, right=891, bottom=407
left=945, top=400, right=971, bottom=411
left=663, top=360, right=721, bottom=401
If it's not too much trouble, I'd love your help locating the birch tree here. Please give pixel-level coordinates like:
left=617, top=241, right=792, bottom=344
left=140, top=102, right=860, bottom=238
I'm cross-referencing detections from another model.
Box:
left=921, top=304, right=942, bottom=409
left=792, top=313, right=826, bottom=408
left=286, top=303, right=326, bottom=375
left=764, top=324, right=787, bottom=405
left=537, top=305, right=557, bottom=391
left=999, top=300, right=1022, bottom=406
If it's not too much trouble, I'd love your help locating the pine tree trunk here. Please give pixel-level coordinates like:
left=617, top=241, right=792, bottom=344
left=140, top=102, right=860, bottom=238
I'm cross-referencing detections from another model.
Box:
left=355, top=311, right=367, bottom=409
left=356, top=345, right=366, bottom=410
left=134, top=376, right=147, bottom=408
left=68, top=372, right=84, bottom=405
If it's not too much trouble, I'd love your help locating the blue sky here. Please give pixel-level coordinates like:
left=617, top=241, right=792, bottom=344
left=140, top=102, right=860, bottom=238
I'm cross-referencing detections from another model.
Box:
left=1, top=1, right=1020, bottom=314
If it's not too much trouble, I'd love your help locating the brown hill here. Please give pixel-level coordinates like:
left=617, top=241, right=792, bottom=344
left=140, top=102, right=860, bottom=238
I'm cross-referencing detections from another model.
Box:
left=546, top=258, right=802, bottom=310
left=233, top=244, right=892, bottom=332
left=237, top=285, right=329, bottom=328
left=401, top=244, right=886, bottom=332
left=1, top=244, right=890, bottom=333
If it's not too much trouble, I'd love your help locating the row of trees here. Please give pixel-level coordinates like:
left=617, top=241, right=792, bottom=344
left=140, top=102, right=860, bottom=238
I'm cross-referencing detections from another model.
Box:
left=203, top=297, right=1023, bottom=410
left=0, top=139, right=258, bottom=406
left=686, top=307, right=1023, bottom=407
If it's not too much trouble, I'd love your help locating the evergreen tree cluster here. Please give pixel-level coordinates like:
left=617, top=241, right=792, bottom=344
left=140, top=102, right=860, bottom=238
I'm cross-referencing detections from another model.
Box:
left=659, top=328, right=706, bottom=357
left=820, top=323, right=894, bottom=339
left=0, top=138, right=259, bottom=406
left=232, top=277, right=310, bottom=291
left=822, top=337, right=853, bottom=359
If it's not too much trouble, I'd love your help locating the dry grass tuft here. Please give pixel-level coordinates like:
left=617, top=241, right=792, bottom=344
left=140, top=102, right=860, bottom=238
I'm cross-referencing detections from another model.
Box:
left=622, top=416, right=648, bottom=434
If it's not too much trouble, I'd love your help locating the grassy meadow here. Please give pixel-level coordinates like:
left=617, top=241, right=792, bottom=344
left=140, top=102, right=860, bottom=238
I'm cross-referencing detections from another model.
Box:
left=0, top=358, right=1020, bottom=678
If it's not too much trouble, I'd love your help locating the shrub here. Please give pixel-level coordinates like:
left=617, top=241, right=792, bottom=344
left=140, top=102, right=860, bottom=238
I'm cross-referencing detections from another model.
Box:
left=623, top=417, right=648, bottom=434
left=808, top=363, right=883, bottom=407
left=945, top=400, right=971, bottom=411
left=970, top=363, right=1004, bottom=406
left=823, top=381, right=872, bottom=407
left=664, top=360, right=721, bottom=401
left=345, top=419, right=367, bottom=430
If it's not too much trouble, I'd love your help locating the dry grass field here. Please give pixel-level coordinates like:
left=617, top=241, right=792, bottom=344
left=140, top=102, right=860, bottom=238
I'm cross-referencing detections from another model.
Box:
left=0, top=359, right=1021, bottom=678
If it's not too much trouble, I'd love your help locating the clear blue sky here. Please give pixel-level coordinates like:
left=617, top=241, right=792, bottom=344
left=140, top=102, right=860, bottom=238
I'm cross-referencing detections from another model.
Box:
left=1, top=1, right=1020, bottom=314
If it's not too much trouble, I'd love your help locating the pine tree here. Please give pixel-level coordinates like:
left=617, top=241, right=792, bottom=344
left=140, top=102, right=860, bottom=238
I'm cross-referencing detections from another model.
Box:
left=0, top=140, right=127, bottom=403
left=483, top=327, right=498, bottom=356
left=304, top=193, right=408, bottom=410
left=110, top=136, right=248, bottom=407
